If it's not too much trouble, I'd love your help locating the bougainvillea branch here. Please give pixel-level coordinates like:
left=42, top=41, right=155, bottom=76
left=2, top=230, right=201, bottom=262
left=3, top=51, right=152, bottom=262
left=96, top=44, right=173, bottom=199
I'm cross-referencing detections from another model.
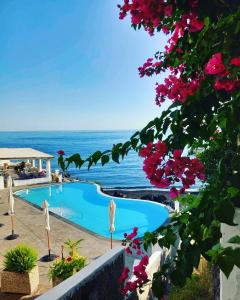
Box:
left=58, top=0, right=240, bottom=298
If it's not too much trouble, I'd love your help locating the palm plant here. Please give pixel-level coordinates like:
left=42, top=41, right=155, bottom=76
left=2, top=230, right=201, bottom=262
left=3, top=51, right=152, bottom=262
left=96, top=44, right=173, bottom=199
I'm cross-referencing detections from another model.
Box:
left=64, top=239, right=83, bottom=256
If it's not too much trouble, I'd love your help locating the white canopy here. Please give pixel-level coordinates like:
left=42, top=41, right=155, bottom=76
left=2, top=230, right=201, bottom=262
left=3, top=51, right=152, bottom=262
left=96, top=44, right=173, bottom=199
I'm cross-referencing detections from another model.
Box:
left=0, top=148, right=53, bottom=160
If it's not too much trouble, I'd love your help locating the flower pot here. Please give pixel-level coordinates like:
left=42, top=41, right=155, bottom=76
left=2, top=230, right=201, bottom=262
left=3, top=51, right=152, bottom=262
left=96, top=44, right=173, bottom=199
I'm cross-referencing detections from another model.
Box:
left=52, top=276, right=64, bottom=287
left=0, top=265, right=39, bottom=294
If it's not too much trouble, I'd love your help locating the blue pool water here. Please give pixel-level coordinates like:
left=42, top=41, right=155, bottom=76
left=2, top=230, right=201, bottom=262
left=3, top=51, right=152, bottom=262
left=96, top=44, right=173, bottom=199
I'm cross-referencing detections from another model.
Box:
left=15, top=182, right=169, bottom=240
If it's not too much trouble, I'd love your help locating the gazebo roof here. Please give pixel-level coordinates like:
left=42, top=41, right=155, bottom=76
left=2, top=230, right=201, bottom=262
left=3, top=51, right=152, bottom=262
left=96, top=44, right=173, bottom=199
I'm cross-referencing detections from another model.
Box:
left=0, top=148, right=54, bottom=160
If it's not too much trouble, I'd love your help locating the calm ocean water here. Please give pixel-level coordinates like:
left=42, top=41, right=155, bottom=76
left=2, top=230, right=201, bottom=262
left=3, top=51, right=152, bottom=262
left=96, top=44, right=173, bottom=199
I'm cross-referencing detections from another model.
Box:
left=0, top=131, right=151, bottom=188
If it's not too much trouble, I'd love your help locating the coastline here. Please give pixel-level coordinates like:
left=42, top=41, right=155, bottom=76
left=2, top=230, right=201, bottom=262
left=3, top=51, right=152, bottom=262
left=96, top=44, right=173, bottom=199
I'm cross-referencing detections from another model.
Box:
left=103, top=188, right=174, bottom=209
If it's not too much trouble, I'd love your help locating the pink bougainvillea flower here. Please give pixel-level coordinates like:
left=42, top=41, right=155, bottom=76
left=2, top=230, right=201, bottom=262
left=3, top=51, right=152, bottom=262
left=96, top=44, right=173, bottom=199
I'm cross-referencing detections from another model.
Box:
left=230, top=57, right=240, bottom=67
left=140, top=141, right=205, bottom=195
left=170, top=187, right=179, bottom=199
left=162, top=25, right=169, bottom=34
left=125, top=247, right=132, bottom=255
left=188, top=18, right=204, bottom=32
left=164, top=5, right=173, bottom=17
left=58, top=150, right=65, bottom=155
left=119, top=267, right=130, bottom=283
left=205, top=53, right=228, bottom=76
left=173, top=149, right=183, bottom=158
left=214, top=79, right=235, bottom=92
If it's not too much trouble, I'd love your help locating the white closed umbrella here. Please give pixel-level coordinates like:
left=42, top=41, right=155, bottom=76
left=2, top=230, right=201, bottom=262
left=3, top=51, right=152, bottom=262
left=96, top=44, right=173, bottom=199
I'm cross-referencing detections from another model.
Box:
left=7, top=175, right=12, bottom=189
left=41, top=200, right=56, bottom=262
left=6, top=176, right=19, bottom=240
left=8, top=177, right=14, bottom=215
left=42, top=200, right=50, bottom=231
left=109, top=199, right=116, bottom=249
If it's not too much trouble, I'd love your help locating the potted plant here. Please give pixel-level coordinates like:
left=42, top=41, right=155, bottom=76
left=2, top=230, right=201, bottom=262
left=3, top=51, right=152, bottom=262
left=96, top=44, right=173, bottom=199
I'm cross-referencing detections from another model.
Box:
left=48, top=239, right=86, bottom=286
left=1, top=244, right=39, bottom=294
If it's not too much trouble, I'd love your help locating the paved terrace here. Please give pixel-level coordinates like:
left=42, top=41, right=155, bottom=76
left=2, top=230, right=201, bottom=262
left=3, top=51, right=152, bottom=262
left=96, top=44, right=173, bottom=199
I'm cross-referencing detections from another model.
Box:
left=0, top=187, right=120, bottom=300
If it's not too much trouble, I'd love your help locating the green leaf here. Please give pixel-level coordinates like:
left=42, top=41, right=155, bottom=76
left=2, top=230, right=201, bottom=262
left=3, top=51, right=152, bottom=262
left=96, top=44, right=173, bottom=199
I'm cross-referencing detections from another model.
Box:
left=215, top=200, right=235, bottom=225
left=204, top=17, right=210, bottom=30
left=140, top=129, right=154, bottom=145
left=101, top=155, right=109, bottom=166
left=227, top=187, right=239, bottom=198
left=228, top=235, right=240, bottom=244
left=218, top=255, right=234, bottom=278
left=158, top=228, right=177, bottom=249
left=219, top=117, right=227, bottom=129
left=92, top=151, right=102, bottom=164
left=152, top=273, right=165, bottom=299
left=66, top=154, right=84, bottom=169
left=170, top=269, right=186, bottom=287
left=112, top=151, right=120, bottom=163
left=163, top=117, right=171, bottom=134
left=131, top=138, right=139, bottom=149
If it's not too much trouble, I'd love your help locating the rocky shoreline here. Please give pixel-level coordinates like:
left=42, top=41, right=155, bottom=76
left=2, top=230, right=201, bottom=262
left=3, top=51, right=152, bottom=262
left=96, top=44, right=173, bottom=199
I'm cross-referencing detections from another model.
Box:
left=102, top=188, right=176, bottom=209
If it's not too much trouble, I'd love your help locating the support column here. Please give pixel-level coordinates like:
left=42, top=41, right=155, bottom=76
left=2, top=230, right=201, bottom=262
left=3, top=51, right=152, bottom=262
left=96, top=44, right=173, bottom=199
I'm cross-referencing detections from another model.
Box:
left=32, top=159, right=36, bottom=168
left=46, top=159, right=51, bottom=180
left=38, top=159, right=42, bottom=172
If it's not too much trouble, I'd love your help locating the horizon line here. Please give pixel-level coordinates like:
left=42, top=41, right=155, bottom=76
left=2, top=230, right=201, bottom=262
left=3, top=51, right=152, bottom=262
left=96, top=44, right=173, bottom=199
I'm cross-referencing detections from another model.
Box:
left=0, top=129, right=139, bottom=132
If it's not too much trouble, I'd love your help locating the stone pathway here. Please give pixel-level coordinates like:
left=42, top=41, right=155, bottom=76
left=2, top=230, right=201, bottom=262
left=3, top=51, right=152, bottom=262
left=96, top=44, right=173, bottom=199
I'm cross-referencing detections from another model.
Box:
left=0, top=187, right=120, bottom=299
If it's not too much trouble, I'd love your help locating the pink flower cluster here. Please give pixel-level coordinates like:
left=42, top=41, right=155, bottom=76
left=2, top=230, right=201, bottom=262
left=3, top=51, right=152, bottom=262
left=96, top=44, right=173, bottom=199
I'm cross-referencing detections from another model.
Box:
left=139, top=141, right=205, bottom=198
left=165, top=12, right=203, bottom=53
left=120, top=227, right=149, bottom=295
left=155, top=67, right=203, bottom=105
left=118, top=0, right=174, bottom=35
left=205, top=53, right=240, bottom=92
left=121, top=256, right=149, bottom=295
left=138, top=58, right=162, bottom=78
left=123, top=227, right=142, bottom=255
left=118, top=0, right=203, bottom=37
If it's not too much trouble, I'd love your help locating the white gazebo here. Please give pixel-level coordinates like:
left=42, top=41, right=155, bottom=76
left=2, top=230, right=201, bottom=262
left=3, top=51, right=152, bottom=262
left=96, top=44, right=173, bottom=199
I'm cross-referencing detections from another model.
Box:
left=0, top=148, right=54, bottom=188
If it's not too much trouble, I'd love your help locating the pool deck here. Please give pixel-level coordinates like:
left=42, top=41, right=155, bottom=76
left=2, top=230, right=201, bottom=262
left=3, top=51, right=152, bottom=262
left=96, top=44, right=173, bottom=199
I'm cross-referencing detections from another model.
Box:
left=0, top=186, right=120, bottom=300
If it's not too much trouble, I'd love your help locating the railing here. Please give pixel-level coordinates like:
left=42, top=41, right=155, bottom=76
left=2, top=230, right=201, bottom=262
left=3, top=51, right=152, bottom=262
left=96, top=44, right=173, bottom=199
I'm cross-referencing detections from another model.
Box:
left=36, top=247, right=125, bottom=300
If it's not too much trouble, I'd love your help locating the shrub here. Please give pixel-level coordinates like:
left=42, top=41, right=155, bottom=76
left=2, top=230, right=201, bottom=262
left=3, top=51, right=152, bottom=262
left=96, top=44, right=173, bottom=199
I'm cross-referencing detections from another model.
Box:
left=4, top=244, right=38, bottom=273
left=169, top=260, right=213, bottom=300
left=48, top=255, right=86, bottom=281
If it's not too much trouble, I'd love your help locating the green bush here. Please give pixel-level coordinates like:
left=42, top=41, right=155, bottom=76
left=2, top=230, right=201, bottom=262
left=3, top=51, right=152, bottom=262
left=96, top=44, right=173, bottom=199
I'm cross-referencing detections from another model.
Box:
left=4, top=244, right=38, bottom=273
left=169, top=262, right=213, bottom=300
left=48, top=255, right=86, bottom=281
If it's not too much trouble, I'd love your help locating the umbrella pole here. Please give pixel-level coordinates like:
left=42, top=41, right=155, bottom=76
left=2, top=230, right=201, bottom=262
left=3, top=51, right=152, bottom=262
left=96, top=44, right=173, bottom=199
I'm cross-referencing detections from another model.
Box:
left=46, top=230, right=51, bottom=257
left=110, top=232, right=113, bottom=249
left=5, top=214, right=18, bottom=240
left=41, top=229, right=57, bottom=262
left=11, top=214, right=14, bottom=235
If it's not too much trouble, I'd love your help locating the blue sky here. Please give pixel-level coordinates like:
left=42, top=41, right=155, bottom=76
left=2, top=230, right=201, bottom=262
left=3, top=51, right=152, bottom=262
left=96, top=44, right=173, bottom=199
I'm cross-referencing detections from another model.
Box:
left=0, top=0, right=168, bottom=131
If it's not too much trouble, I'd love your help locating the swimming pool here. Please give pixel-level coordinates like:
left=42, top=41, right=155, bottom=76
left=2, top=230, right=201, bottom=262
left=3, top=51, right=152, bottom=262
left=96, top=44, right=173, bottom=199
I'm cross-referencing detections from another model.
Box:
left=15, top=182, right=169, bottom=240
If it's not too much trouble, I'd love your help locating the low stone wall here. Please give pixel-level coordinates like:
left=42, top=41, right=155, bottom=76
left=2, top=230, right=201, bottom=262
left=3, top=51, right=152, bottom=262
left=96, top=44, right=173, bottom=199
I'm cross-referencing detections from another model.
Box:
left=36, top=247, right=125, bottom=300
left=13, top=177, right=51, bottom=187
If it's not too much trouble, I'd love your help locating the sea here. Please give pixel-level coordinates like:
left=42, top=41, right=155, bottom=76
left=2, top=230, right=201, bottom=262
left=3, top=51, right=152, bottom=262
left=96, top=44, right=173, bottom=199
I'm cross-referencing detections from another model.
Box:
left=0, top=131, right=152, bottom=188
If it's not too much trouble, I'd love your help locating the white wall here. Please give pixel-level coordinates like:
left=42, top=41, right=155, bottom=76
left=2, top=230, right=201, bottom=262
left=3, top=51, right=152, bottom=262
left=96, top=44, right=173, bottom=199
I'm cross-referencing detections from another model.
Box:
left=221, top=208, right=240, bottom=300
left=13, top=177, right=52, bottom=187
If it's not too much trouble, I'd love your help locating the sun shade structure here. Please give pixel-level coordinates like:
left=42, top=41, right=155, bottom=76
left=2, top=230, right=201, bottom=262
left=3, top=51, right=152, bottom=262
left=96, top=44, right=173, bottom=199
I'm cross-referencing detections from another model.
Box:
left=0, top=148, right=53, bottom=160
left=0, top=148, right=54, bottom=188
